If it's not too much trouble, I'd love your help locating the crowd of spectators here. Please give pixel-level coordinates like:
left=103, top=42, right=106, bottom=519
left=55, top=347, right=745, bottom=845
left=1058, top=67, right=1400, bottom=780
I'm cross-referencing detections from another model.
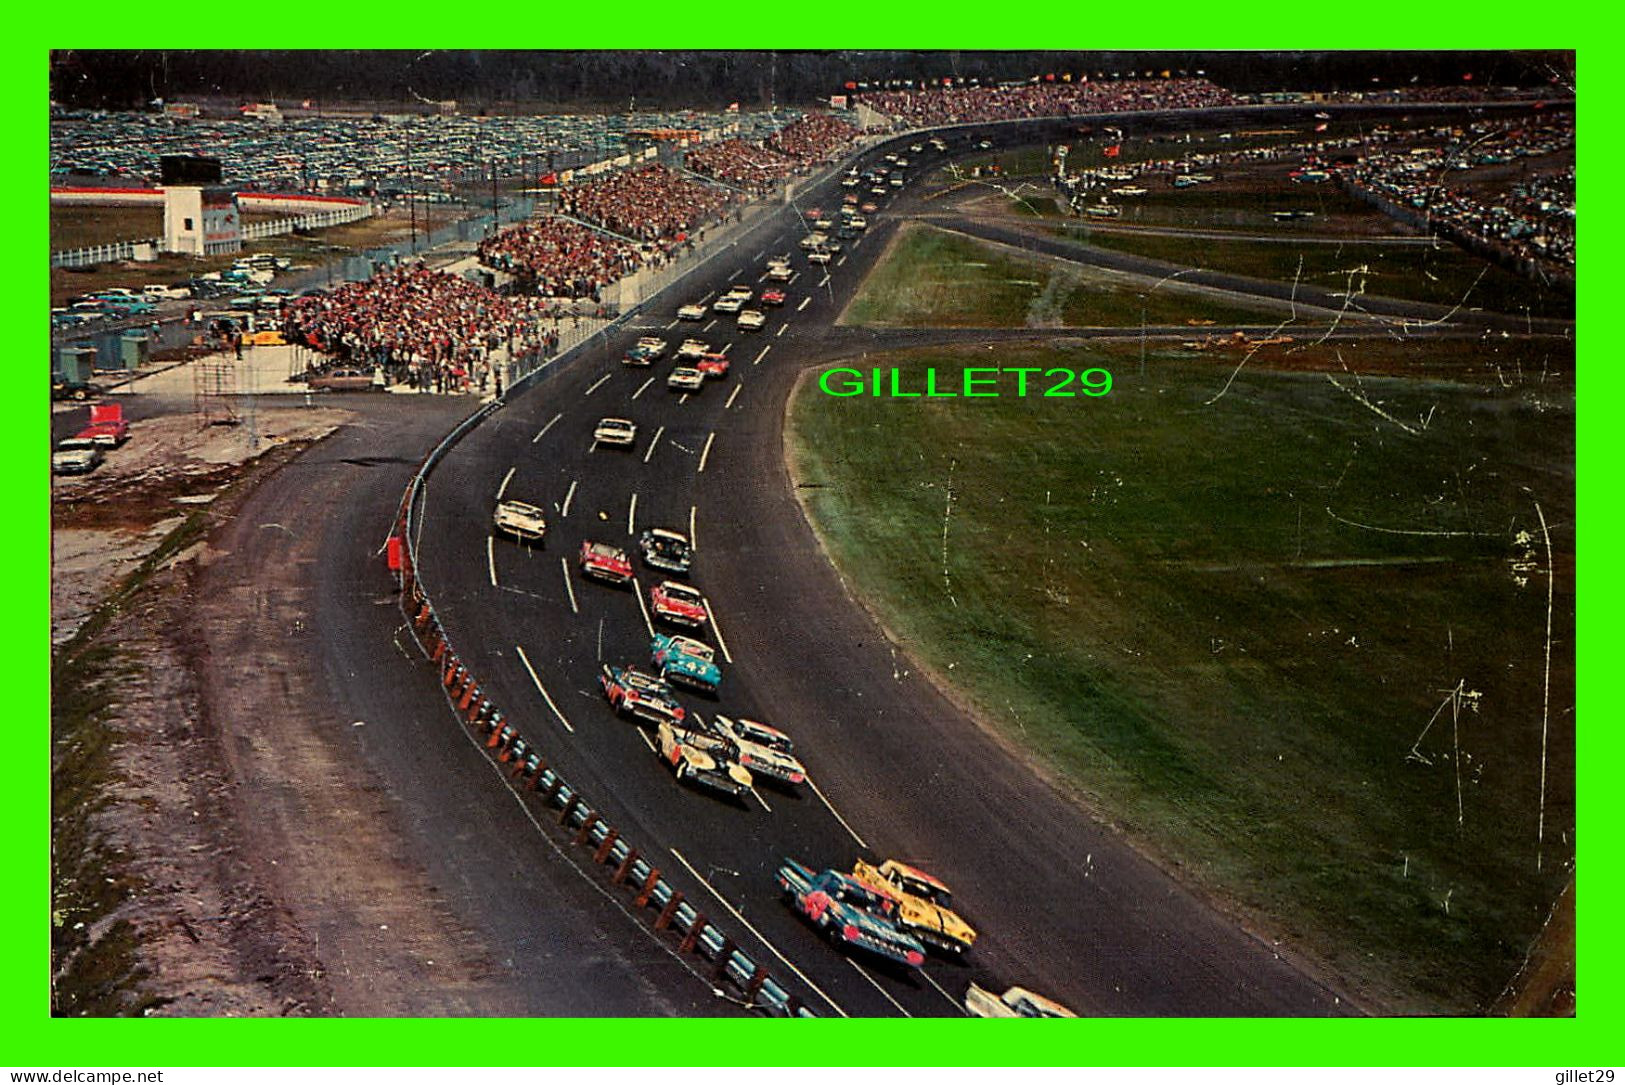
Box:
left=683, top=139, right=802, bottom=193
left=557, top=164, right=734, bottom=246
left=1336, top=119, right=1575, bottom=273
left=856, top=78, right=1240, bottom=126
left=765, top=112, right=861, bottom=162
left=282, top=264, right=562, bottom=392
left=476, top=215, right=647, bottom=300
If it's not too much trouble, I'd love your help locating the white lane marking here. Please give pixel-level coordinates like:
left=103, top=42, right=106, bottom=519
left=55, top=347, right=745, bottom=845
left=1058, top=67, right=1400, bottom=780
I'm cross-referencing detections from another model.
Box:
left=796, top=297, right=810, bottom=313
left=589, top=439, right=600, bottom=453
left=631, top=376, right=655, bottom=400
left=487, top=535, right=498, bottom=587
left=728, top=266, right=742, bottom=279
left=757, top=271, right=769, bottom=283
left=496, top=466, right=516, bottom=501
left=817, top=274, right=831, bottom=288
left=724, top=383, right=742, bottom=410
left=643, top=425, right=665, bottom=464
left=702, top=598, right=733, bottom=664
left=920, top=968, right=967, bottom=1013
left=806, top=776, right=868, bottom=849
left=752, top=345, right=770, bottom=366
left=698, top=432, right=716, bottom=475
left=632, top=576, right=655, bottom=637
left=720, top=341, right=733, bottom=355
left=752, top=248, right=765, bottom=261
left=533, top=412, right=563, bottom=443
left=515, top=644, right=575, bottom=734
left=836, top=255, right=847, bottom=267
left=664, top=318, right=679, bottom=330
left=776, top=323, right=788, bottom=338
left=636, top=727, right=656, bottom=753
left=678, top=393, right=690, bottom=406
left=584, top=373, right=611, bottom=397
left=848, top=959, right=911, bottom=1017
left=561, top=479, right=578, bottom=518
left=688, top=504, right=697, bottom=552
left=560, top=557, right=579, bottom=614
left=703, top=318, right=718, bottom=332
left=627, top=492, right=638, bottom=536
left=667, top=848, right=849, bottom=1019
left=788, top=271, right=800, bottom=284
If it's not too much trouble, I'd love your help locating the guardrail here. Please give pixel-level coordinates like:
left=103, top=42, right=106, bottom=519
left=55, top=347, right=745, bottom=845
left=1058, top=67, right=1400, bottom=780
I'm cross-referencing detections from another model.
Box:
left=387, top=351, right=815, bottom=1018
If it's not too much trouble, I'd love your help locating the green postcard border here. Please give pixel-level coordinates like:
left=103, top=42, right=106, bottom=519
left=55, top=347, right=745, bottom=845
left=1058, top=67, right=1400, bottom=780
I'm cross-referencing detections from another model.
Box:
left=16, top=11, right=1606, bottom=1069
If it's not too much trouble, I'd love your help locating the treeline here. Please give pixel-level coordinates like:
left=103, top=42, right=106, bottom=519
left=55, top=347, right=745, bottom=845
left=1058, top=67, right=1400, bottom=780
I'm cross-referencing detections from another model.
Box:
left=50, top=50, right=1573, bottom=113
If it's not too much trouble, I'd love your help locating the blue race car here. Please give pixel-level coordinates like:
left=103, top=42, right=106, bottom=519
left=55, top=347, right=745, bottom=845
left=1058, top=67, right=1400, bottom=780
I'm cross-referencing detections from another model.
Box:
left=650, top=633, right=721, bottom=694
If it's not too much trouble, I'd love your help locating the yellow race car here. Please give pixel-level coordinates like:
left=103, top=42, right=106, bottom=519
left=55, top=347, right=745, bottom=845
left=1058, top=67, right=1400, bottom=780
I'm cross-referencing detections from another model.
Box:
left=851, top=858, right=977, bottom=956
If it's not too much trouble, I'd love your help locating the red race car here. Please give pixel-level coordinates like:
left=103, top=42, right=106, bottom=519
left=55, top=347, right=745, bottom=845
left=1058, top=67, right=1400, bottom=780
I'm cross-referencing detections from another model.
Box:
left=579, top=540, right=633, bottom=585
left=760, top=288, right=786, bottom=307
left=650, top=580, right=709, bottom=628
left=696, top=353, right=731, bottom=379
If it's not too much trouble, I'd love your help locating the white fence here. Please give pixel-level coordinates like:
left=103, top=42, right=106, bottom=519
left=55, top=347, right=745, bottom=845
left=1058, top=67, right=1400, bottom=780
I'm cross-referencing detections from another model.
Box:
left=50, top=202, right=375, bottom=269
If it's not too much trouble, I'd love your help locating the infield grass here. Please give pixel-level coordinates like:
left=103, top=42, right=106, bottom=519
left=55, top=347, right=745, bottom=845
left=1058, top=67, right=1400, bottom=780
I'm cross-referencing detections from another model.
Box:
left=788, top=339, right=1574, bottom=1012
left=842, top=223, right=1288, bottom=329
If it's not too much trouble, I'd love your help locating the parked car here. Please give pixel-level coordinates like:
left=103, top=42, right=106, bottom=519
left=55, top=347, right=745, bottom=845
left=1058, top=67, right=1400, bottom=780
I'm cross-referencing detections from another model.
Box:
left=306, top=367, right=378, bottom=392
left=51, top=443, right=104, bottom=476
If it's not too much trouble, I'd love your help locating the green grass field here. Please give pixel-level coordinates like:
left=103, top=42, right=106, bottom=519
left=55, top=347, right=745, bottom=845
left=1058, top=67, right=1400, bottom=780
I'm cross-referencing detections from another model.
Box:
left=842, top=224, right=1289, bottom=329
left=1065, top=225, right=1575, bottom=319
left=789, top=340, right=1574, bottom=1012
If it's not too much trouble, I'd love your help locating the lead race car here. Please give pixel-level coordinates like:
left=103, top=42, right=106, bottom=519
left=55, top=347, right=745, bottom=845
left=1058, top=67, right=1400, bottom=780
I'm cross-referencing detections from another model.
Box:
left=492, top=499, right=547, bottom=544
left=650, top=633, right=721, bottom=694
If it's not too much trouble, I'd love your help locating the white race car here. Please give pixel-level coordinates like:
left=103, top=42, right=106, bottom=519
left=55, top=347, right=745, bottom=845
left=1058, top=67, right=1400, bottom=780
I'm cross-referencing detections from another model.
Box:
left=737, top=309, right=766, bottom=331
left=594, top=418, right=638, bottom=447
left=493, top=499, right=548, bottom=543
left=668, top=367, right=704, bottom=392
left=677, top=303, right=707, bottom=321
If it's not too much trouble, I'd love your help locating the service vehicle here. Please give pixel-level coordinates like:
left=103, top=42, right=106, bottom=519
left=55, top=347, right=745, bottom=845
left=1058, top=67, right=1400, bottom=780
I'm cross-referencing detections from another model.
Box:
left=78, top=404, right=129, bottom=448
left=667, top=367, right=704, bottom=392
left=696, top=353, right=731, bottom=378
left=579, top=540, right=634, bottom=584
left=307, top=367, right=378, bottom=392
left=736, top=310, right=765, bottom=332
left=599, top=664, right=686, bottom=725
left=775, top=861, right=926, bottom=969
left=963, top=984, right=1076, bottom=1018
left=709, top=715, right=805, bottom=787
left=654, top=720, right=752, bottom=800
left=492, top=499, right=547, bottom=544
left=638, top=527, right=693, bottom=573
left=677, top=302, right=707, bottom=321
left=650, top=633, right=721, bottom=693
left=593, top=417, right=638, bottom=447
left=850, top=859, right=977, bottom=956
left=649, top=580, right=709, bottom=628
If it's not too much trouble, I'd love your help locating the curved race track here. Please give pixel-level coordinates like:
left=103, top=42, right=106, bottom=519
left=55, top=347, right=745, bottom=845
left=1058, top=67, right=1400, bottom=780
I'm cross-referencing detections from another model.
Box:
left=408, top=134, right=1381, bottom=1018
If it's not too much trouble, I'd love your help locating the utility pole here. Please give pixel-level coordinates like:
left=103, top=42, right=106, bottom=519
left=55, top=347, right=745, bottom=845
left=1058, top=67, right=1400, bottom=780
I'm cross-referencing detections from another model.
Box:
left=406, top=127, right=416, bottom=252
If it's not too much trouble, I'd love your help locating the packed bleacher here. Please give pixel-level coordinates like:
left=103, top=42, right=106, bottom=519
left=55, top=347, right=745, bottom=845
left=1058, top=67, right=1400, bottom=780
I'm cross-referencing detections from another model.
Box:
left=557, top=163, right=734, bottom=246
left=856, top=78, right=1240, bottom=126
left=476, top=216, right=646, bottom=300
left=684, top=139, right=802, bottom=193
left=765, top=112, right=861, bottom=162
left=283, top=264, right=559, bottom=391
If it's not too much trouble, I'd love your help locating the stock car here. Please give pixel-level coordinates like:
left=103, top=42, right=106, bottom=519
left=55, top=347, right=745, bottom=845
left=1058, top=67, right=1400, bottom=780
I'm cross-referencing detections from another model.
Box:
left=760, top=288, right=786, bottom=307
left=635, top=336, right=668, bottom=359
left=765, top=263, right=793, bottom=283
left=963, top=984, right=1076, bottom=1018
left=776, top=861, right=926, bottom=969
left=649, top=580, right=709, bottom=628
left=676, top=338, right=710, bottom=361
left=696, top=353, right=731, bottom=378
left=492, top=499, right=548, bottom=544
left=668, top=367, right=704, bottom=392
left=639, top=528, right=693, bottom=573
left=650, top=633, right=722, bottom=693
left=622, top=344, right=658, bottom=366
left=709, top=715, right=805, bottom=787
left=677, top=302, right=707, bottom=321
left=712, top=294, right=744, bottom=314
left=578, top=540, right=634, bottom=585
left=807, top=249, right=831, bottom=265
left=599, top=664, right=686, bottom=726
left=654, top=720, right=753, bottom=800
left=736, top=310, right=766, bottom=332
left=851, top=859, right=978, bottom=956
left=593, top=418, right=638, bottom=447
